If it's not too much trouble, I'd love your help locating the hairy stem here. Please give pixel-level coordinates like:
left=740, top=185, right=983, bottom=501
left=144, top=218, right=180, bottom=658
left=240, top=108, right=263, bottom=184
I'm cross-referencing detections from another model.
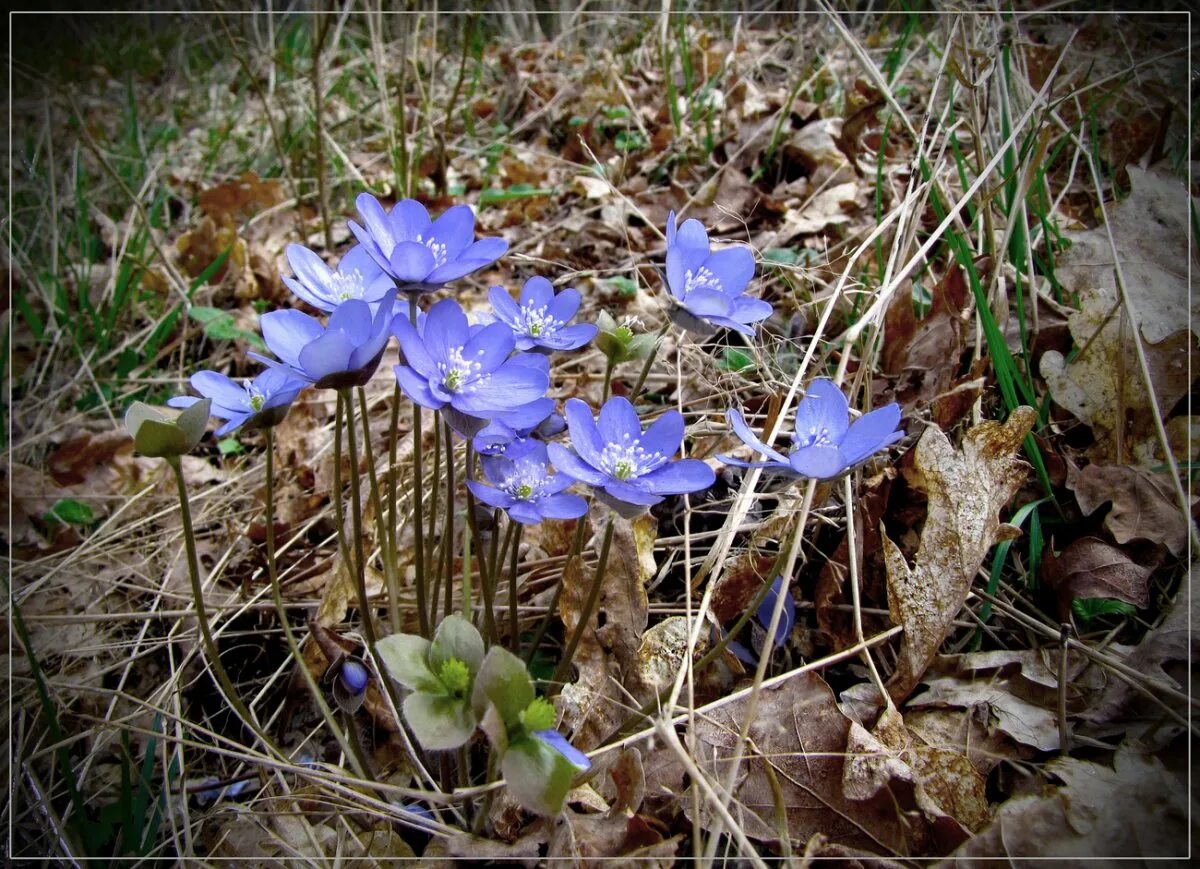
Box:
left=550, top=515, right=615, bottom=693
left=409, top=298, right=430, bottom=637
left=525, top=515, right=586, bottom=665
left=358, top=388, right=400, bottom=633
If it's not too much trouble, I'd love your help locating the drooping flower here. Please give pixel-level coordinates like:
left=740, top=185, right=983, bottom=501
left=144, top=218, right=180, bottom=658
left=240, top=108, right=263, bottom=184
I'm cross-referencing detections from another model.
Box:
left=349, top=195, right=508, bottom=293
left=167, top=368, right=307, bottom=435
left=332, top=657, right=370, bottom=714
left=531, top=728, right=592, bottom=773
left=726, top=575, right=796, bottom=667
left=391, top=298, right=549, bottom=436
left=664, top=211, right=770, bottom=336
left=467, top=442, right=587, bottom=525
left=471, top=400, right=562, bottom=458
left=547, top=396, right=715, bottom=515
left=376, top=615, right=485, bottom=752
left=124, top=399, right=211, bottom=459
left=488, top=277, right=598, bottom=353
left=720, top=379, right=904, bottom=480
left=282, top=244, right=395, bottom=312
left=251, top=292, right=396, bottom=389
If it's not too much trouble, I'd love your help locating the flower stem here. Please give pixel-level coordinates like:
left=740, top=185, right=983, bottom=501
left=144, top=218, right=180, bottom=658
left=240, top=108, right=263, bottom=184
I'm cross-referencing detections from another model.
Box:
left=525, top=515, right=586, bottom=665
left=358, top=388, right=400, bottom=634
left=340, top=389, right=376, bottom=647
left=549, top=515, right=615, bottom=693
left=462, top=440, right=474, bottom=624
left=442, top=416, right=456, bottom=619
left=465, top=456, right=498, bottom=645
left=427, top=413, right=443, bottom=625
left=630, top=321, right=672, bottom=398
left=168, top=456, right=279, bottom=756
left=507, top=522, right=523, bottom=653
left=264, top=429, right=367, bottom=779
left=408, top=297, right=430, bottom=638
left=386, top=382, right=401, bottom=556
left=601, top=357, right=615, bottom=403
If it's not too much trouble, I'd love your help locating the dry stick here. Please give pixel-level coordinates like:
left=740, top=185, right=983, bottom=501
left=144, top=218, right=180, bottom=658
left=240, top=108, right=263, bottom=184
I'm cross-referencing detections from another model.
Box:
left=1058, top=622, right=1071, bottom=756
left=311, top=9, right=334, bottom=252
left=843, top=474, right=890, bottom=703
left=357, top=388, right=400, bottom=635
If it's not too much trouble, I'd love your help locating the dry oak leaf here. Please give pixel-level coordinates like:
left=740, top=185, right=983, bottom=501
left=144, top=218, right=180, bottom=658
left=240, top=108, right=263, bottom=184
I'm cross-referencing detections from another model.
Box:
left=1041, top=536, right=1152, bottom=610
left=941, top=747, right=1189, bottom=865
left=883, top=406, right=1036, bottom=703
left=906, top=674, right=1061, bottom=752
left=1070, top=463, right=1193, bottom=555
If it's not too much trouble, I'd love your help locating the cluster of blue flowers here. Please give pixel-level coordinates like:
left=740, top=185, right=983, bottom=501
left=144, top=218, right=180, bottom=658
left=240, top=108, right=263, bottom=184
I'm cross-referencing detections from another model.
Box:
left=163, top=189, right=906, bottom=816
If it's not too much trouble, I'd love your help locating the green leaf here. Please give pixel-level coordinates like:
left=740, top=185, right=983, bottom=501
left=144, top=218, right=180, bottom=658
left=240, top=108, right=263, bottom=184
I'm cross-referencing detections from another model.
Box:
left=402, top=692, right=476, bottom=751
left=607, top=276, right=637, bottom=298
left=472, top=646, right=534, bottom=726
left=217, top=437, right=243, bottom=456
left=762, top=248, right=799, bottom=266
left=45, top=499, right=94, bottom=526
left=501, top=735, right=579, bottom=816
left=375, top=634, right=438, bottom=692
left=478, top=183, right=554, bottom=208
left=718, top=348, right=754, bottom=373
left=188, top=306, right=267, bottom=351
left=429, top=614, right=485, bottom=674
left=1072, top=597, right=1137, bottom=624
left=124, top=399, right=211, bottom=458
left=613, top=130, right=647, bottom=152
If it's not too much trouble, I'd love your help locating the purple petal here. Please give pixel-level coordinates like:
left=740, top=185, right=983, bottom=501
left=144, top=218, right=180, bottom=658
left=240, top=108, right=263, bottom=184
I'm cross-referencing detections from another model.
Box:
left=492, top=397, right=554, bottom=431
left=597, top=396, right=642, bottom=444
left=716, top=454, right=794, bottom=472
left=393, top=364, right=444, bottom=410
left=214, top=413, right=254, bottom=436
left=392, top=313, right=438, bottom=379
left=563, top=398, right=606, bottom=467
left=699, top=314, right=757, bottom=337
left=520, top=276, right=555, bottom=308
left=637, top=459, right=715, bottom=495
left=640, top=410, right=684, bottom=459
left=794, top=379, right=849, bottom=444
left=429, top=204, right=476, bottom=258
left=327, top=299, right=373, bottom=345
left=354, top=194, right=396, bottom=254
left=423, top=258, right=489, bottom=285
left=536, top=492, right=588, bottom=520
left=665, top=211, right=678, bottom=246
left=347, top=220, right=392, bottom=273
left=451, top=362, right=549, bottom=414
left=726, top=638, right=759, bottom=666
left=388, top=241, right=436, bottom=282
left=388, top=199, right=432, bottom=243
left=458, top=236, right=508, bottom=266
left=674, top=217, right=709, bottom=251
left=727, top=408, right=790, bottom=465
left=538, top=323, right=596, bottom=351
left=467, top=479, right=515, bottom=510
left=489, top=286, right=522, bottom=326
left=507, top=501, right=544, bottom=525
left=756, top=576, right=795, bottom=647
left=167, top=395, right=201, bottom=410
left=297, top=330, right=356, bottom=382
left=423, top=299, right=470, bottom=364
left=462, top=322, right=517, bottom=373
left=534, top=730, right=591, bottom=770
left=287, top=244, right=333, bottom=290
left=261, top=309, right=323, bottom=368
left=547, top=443, right=607, bottom=486
left=787, top=445, right=846, bottom=480
left=682, top=287, right=731, bottom=318
left=703, top=246, right=755, bottom=293
left=726, top=295, right=773, bottom=325
left=546, top=287, right=581, bottom=323
left=190, top=371, right=251, bottom=410
left=283, top=275, right=334, bottom=312
left=603, top=480, right=662, bottom=506
left=840, top=404, right=904, bottom=466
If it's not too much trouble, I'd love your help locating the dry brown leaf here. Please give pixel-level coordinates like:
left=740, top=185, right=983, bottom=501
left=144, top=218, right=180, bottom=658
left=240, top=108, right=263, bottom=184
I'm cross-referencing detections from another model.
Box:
left=688, top=671, right=927, bottom=855
left=1041, top=536, right=1153, bottom=610
left=942, top=747, right=1189, bottom=865
left=906, top=708, right=1024, bottom=777
left=883, top=406, right=1036, bottom=702
left=1070, top=463, right=1193, bottom=555
left=906, top=674, right=1060, bottom=752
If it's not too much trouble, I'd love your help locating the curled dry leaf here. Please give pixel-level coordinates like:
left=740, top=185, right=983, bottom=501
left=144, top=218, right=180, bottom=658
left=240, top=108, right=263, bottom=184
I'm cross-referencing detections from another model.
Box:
left=906, top=674, right=1061, bottom=752
left=1041, top=536, right=1153, bottom=612
left=883, top=406, right=1036, bottom=703
left=942, top=747, right=1188, bottom=865
left=1069, top=463, right=1193, bottom=555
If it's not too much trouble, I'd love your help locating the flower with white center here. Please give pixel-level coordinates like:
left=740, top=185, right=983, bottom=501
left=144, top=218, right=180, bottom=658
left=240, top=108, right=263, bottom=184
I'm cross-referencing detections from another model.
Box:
left=467, top=442, right=586, bottom=525
left=720, top=378, right=905, bottom=480
left=548, top=396, right=715, bottom=516
left=283, top=244, right=395, bottom=313
left=489, top=277, right=598, bottom=353
left=349, top=195, right=508, bottom=293
left=391, top=298, right=550, bottom=437
left=167, top=367, right=307, bottom=435
left=664, top=211, right=771, bottom=336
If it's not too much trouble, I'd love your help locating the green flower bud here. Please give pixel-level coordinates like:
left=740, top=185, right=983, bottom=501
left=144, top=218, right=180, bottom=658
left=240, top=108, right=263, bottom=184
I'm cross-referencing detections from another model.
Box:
left=519, top=697, right=557, bottom=732
left=124, top=399, right=211, bottom=458
left=439, top=657, right=471, bottom=697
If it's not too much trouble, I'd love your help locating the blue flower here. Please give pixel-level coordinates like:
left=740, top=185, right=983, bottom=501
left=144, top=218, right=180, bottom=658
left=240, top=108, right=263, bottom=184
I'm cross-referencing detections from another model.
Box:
left=349, top=195, right=508, bottom=293
left=726, top=576, right=795, bottom=666
left=251, top=292, right=396, bottom=390
left=283, top=244, right=395, bottom=312
left=167, top=367, right=306, bottom=435
left=488, top=277, right=598, bottom=353
left=391, top=298, right=550, bottom=436
left=665, top=211, right=770, bottom=336
left=471, top=400, right=561, bottom=458
left=467, top=442, right=587, bottom=525
left=531, top=729, right=591, bottom=771
left=547, top=396, right=715, bottom=514
left=720, top=379, right=904, bottom=480
left=333, top=658, right=370, bottom=714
